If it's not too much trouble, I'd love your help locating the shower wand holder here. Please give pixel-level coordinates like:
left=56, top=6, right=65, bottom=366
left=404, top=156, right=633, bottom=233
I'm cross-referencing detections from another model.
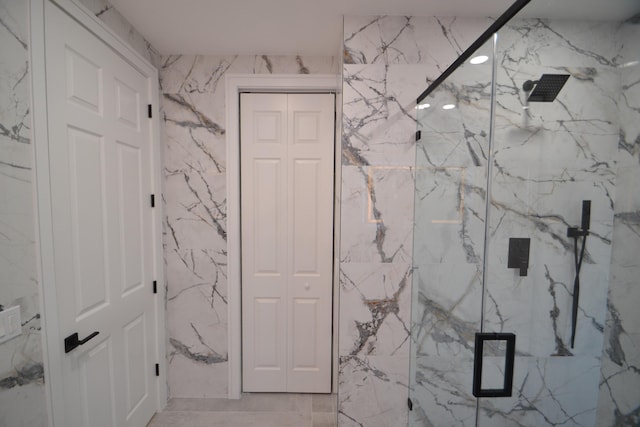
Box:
left=567, top=227, right=589, bottom=237
left=567, top=200, right=592, bottom=237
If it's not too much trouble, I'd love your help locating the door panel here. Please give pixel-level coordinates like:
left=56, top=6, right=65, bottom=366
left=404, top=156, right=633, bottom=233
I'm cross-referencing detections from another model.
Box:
left=118, top=141, right=144, bottom=295
left=292, top=159, right=320, bottom=274
left=79, top=338, right=116, bottom=427
left=292, top=298, right=319, bottom=368
left=241, top=93, right=335, bottom=392
left=286, top=94, right=334, bottom=392
left=241, top=94, right=288, bottom=392
left=252, top=159, right=283, bottom=274
left=253, top=298, right=283, bottom=369
left=65, top=47, right=102, bottom=114
left=67, top=127, right=109, bottom=317
left=45, top=2, right=157, bottom=425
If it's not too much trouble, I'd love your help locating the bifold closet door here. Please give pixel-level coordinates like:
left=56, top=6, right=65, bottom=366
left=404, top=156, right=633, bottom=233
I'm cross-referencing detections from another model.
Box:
left=240, top=93, right=334, bottom=392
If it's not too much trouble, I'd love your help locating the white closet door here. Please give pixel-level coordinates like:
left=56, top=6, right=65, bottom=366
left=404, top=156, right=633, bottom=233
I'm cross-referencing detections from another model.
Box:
left=241, top=93, right=335, bottom=393
left=45, top=2, right=157, bottom=425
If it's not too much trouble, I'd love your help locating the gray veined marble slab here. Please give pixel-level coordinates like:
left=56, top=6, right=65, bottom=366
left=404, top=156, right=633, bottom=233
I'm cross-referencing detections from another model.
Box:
left=0, top=1, right=46, bottom=426
left=338, top=355, right=410, bottom=427
left=410, top=263, right=482, bottom=358
left=409, top=355, right=476, bottom=427
left=339, top=165, right=415, bottom=264
left=339, top=262, right=412, bottom=358
left=79, top=0, right=161, bottom=67
left=413, top=165, right=487, bottom=266
left=498, top=19, right=622, bottom=69
left=160, top=55, right=338, bottom=94
left=342, top=65, right=421, bottom=167
left=478, top=356, right=602, bottom=426
left=343, top=16, right=489, bottom=66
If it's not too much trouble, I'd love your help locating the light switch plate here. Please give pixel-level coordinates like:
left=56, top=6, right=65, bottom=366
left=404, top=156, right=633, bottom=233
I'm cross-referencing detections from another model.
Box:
left=0, top=305, right=21, bottom=345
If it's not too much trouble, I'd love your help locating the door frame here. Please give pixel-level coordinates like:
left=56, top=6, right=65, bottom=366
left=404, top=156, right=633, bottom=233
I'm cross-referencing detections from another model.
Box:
left=29, top=0, right=167, bottom=424
left=225, top=74, right=341, bottom=399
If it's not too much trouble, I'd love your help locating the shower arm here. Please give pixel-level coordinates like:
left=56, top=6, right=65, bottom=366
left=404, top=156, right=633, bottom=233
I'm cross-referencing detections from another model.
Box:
left=522, top=80, right=538, bottom=91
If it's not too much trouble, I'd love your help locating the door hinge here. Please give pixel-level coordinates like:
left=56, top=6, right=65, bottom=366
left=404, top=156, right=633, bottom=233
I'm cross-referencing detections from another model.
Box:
left=407, top=397, right=413, bottom=411
left=148, top=104, right=152, bottom=119
left=415, top=130, right=422, bottom=142
left=155, top=363, right=160, bottom=377
left=150, top=194, right=155, bottom=207
left=153, top=280, right=157, bottom=294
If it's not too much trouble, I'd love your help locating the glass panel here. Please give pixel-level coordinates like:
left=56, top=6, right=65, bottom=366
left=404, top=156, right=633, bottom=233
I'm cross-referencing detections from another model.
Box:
left=409, top=37, right=494, bottom=427
left=601, top=16, right=640, bottom=426
left=477, top=3, right=640, bottom=427
left=411, top=2, right=640, bottom=426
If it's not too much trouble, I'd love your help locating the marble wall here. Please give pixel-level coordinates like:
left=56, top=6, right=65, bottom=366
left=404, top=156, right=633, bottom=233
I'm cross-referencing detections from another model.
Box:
left=0, top=1, right=46, bottom=426
left=596, top=16, right=640, bottom=426
left=341, top=13, right=640, bottom=427
left=79, top=0, right=161, bottom=67
left=339, top=16, right=490, bottom=426
left=159, top=54, right=338, bottom=398
left=479, top=18, right=621, bottom=427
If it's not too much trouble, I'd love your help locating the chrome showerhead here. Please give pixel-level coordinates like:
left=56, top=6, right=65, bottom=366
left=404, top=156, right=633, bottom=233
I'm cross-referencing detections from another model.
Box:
left=522, top=74, right=570, bottom=102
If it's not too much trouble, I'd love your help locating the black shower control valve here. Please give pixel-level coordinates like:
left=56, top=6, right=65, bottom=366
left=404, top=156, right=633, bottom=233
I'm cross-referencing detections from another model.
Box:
left=508, top=238, right=530, bottom=277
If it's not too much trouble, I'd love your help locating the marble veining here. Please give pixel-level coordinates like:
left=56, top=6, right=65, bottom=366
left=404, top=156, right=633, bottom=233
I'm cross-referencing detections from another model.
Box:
left=344, top=16, right=489, bottom=67
left=0, top=0, right=45, bottom=425
left=339, top=15, right=491, bottom=427
left=404, top=16, right=638, bottom=427
left=595, top=19, right=640, bottom=422
left=161, top=53, right=337, bottom=397
left=79, top=0, right=161, bottom=67
left=161, top=54, right=337, bottom=94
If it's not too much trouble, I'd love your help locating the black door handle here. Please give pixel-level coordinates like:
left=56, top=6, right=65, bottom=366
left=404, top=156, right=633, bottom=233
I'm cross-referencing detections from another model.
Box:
left=64, top=331, right=99, bottom=353
left=472, top=332, right=516, bottom=397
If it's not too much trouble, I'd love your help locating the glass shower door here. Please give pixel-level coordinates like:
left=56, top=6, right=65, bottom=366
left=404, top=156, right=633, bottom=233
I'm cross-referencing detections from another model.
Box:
left=475, top=14, right=619, bottom=426
left=410, top=10, right=627, bottom=427
left=409, top=36, right=495, bottom=427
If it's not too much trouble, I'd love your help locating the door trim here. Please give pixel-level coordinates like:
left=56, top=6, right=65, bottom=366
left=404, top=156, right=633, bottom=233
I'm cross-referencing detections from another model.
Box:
left=225, top=74, right=341, bottom=399
left=29, top=0, right=166, bottom=424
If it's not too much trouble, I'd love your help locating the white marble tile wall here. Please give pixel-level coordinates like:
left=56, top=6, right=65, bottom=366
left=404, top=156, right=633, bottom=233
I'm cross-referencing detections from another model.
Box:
left=160, top=54, right=337, bottom=398
left=340, top=16, right=491, bottom=427
left=78, top=0, right=161, bottom=68
left=0, top=0, right=46, bottom=425
left=596, top=16, right=640, bottom=426
left=476, top=19, right=621, bottom=425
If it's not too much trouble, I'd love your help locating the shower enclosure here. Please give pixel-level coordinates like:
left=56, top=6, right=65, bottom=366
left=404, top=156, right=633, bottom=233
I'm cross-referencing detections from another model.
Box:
left=409, top=0, right=640, bottom=425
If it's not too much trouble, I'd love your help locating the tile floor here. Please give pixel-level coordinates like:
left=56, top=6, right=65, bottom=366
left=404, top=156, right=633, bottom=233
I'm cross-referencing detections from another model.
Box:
left=147, top=393, right=337, bottom=427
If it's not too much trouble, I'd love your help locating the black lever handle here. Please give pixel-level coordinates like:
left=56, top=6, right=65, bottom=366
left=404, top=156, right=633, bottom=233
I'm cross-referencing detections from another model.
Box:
left=64, top=331, right=99, bottom=353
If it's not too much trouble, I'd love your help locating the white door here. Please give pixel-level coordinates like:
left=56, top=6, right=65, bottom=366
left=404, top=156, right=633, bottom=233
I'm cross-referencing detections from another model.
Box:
left=241, top=93, right=335, bottom=393
left=44, top=2, right=158, bottom=425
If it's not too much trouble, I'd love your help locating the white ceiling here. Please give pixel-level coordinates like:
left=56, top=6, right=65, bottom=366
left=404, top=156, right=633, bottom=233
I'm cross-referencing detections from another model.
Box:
left=107, top=0, right=640, bottom=56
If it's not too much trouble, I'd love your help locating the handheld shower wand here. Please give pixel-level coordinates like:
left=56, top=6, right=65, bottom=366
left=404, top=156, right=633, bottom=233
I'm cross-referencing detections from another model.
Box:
left=567, top=200, right=591, bottom=348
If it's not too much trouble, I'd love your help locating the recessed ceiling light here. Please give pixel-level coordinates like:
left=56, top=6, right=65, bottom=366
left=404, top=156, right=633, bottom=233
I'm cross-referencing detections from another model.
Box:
left=470, top=55, right=489, bottom=65
left=442, top=104, right=456, bottom=110
left=416, top=103, right=431, bottom=110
